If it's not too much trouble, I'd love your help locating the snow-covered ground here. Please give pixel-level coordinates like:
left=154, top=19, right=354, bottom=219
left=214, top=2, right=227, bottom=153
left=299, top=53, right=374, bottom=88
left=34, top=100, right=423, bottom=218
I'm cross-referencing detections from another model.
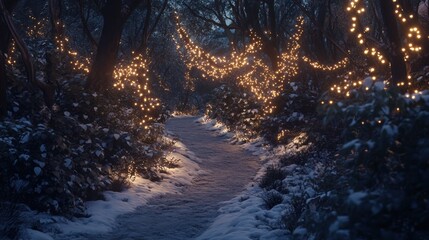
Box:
left=22, top=124, right=202, bottom=240
left=21, top=115, right=323, bottom=240
left=196, top=116, right=323, bottom=240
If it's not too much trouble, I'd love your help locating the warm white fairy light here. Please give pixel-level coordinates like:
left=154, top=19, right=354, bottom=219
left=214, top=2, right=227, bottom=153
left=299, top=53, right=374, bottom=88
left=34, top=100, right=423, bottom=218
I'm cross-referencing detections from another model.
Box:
left=26, top=15, right=48, bottom=38
left=174, top=14, right=305, bottom=114
left=50, top=21, right=158, bottom=126
left=302, top=56, right=349, bottom=71
left=320, top=0, right=426, bottom=105
left=113, top=53, right=160, bottom=127
left=52, top=22, right=91, bottom=74
left=6, top=40, right=16, bottom=66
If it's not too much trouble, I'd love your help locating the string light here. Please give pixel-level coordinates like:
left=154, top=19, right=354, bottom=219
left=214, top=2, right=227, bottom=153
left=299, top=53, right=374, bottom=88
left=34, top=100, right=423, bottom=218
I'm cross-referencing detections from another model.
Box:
left=53, top=23, right=91, bottom=74
left=302, top=56, right=349, bottom=71
left=319, top=0, right=428, bottom=105
left=6, top=40, right=17, bottom=66
left=26, top=14, right=48, bottom=38
left=174, top=14, right=305, bottom=114
left=51, top=23, right=158, bottom=126
left=113, top=53, right=160, bottom=127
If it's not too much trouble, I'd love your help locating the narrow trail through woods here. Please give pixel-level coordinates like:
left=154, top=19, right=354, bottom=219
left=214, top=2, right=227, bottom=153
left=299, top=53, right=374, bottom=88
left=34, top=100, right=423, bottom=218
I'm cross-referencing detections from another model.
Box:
left=72, top=116, right=260, bottom=240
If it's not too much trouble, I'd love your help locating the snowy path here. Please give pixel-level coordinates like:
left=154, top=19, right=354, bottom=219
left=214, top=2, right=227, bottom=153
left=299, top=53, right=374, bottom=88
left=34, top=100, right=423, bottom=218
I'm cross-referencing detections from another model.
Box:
left=72, top=116, right=260, bottom=240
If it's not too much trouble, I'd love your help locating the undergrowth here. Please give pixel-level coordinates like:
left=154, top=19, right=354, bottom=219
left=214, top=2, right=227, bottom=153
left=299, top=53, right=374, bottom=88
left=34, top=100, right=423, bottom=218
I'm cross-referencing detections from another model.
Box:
left=0, top=75, right=170, bottom=216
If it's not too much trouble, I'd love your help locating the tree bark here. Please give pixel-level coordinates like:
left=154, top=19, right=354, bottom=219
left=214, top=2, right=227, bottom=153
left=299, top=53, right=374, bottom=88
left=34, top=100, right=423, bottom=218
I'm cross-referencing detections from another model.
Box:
left=49, top=0, right=63, bottom=37
left=0, top=13, right=10, bottom=117
left=314, top=0, right=327, bottom=61
left=244, top=0, right=279, bottom=69
left=78, top=0, right=98, bottom=48
left=379, top=0, right=407, bottom=90
left=86, top=0, right=143, bottom=91
left=0, top=47, right=7, bottom=118
left=1, top=0, right=55, bottom=108
left=0, top=0, right=18, bottom=117
left=0, top=1, right=19, bottom=116
left=138, top=0, right=152, bottom=53
left=86, top=0, right=124, bottom=91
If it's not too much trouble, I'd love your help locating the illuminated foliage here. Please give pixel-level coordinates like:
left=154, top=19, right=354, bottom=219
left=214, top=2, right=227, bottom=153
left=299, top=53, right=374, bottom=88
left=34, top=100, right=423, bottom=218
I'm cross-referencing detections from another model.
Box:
left=174, top=15, right=306, bottom=114
left=113, top=53, right=161, bottom=127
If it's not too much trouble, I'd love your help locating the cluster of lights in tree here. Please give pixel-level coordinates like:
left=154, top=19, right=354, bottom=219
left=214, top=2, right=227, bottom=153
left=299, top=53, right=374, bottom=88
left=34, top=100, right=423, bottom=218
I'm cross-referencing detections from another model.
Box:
left=26, top=15, right=48, bottom=38
left=6, top=40, right=16, bottom=66
left=174, top=14, right=262, bottom=80
left=6, top=14, right=47, bottom=68
left=55, top=35, right=91, bottom=73
left=53, top=22, right=91, bottom=74
left=51, top=23, right=158, bottom=126
left=113, top=53, right=160, bottom=127
left=391, top=0, right=423, bottom=62
left=320, top=0, right=427, bottom=106
left=347, top=0, right=388, bottom=66
left=347, top=0, right=422, bottom=81
left=174, top=15, right=306, bottom=114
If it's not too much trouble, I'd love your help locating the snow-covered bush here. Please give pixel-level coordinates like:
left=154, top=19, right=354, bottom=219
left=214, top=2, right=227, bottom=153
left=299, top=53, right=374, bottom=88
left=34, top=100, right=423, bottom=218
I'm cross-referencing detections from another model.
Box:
left=0, top=202, right=20, bottom=239
left=319, top=79, right=429, bottom=238
left=261, top=80, right=319, bottom=144
left=323, top=82, right=429, bottom=176
left=262, top=190, right=284, bottom=209
left=206, top=85, right=263, bottom=140
left=259, top=164, right=286, bottom=192
left=0, top=78, right=170, bottom=216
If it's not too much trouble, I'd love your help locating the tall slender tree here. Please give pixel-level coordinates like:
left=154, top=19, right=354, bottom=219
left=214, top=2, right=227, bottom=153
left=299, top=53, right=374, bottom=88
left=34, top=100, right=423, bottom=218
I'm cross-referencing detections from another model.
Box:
left=0, top=0, right=18, bottom=117
left=379, top=0, right=407, bottom=89
left=86, top=0, right=145, bottom=91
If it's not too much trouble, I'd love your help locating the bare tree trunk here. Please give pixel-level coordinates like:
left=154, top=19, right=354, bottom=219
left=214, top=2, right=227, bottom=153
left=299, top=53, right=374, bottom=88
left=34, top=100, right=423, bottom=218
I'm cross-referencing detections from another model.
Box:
left=379, top=0, right=407, bottom=90
left=0, top=18, right=10, bottom=117
left=314, top=0, right=327, bottom=61
left=78, top=0, right=98, bottom=48
left=244, top=0, right=279, bottom=69
left=49, top=0, right=63, bottom=37
left=0, top=49, right=6, bottom=117
left=1, top=0, right=55, bottom=107
left=0, top=0, right=18, bottom=118
left=86, top=0, right=124, bottom=91
left=138, top=0, right=152, bottom=53
left=86, top=0, right=143, bottom=91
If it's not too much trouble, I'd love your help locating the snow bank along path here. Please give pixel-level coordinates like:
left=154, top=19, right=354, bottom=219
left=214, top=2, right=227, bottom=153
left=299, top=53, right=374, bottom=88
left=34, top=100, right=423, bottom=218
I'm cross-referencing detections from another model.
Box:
left=80, top=116, right=260, bottom=239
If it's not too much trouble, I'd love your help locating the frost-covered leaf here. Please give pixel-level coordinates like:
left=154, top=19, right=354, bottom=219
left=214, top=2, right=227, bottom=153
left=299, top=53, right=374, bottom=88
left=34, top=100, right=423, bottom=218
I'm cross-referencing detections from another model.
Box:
left=64, top=158, right=72, bottom=169
left=20, top=132, right=30, bottom=144
left=342, top=139, right=360, bottom=151
left=113, top=134, right=120, bottom=140
left=34, top=167, right=42, bottom=176
left=381, top=124, right=398, bottom=139
left=64, top=111, right=71, bottom=117
left=19, top=154, right=30, bottom=161
left=347, top=191, right=367, bottom=205
left=33, top=160, right=45, bottom=168
left=95, top=150, right=103, bottom=157
left=374, top=81, right=385, bottom=91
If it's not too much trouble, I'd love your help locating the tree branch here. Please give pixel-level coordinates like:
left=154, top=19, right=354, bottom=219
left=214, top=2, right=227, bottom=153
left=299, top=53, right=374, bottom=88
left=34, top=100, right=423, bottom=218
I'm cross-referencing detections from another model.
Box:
left=183, top=2, right=238, bottom=30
